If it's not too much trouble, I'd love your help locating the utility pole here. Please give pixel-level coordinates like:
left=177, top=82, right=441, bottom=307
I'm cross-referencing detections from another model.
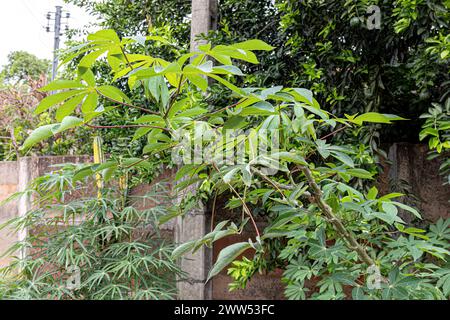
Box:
left=46, top=6, right=70, bottom=81
left=52, top=6, right=62, bottom=81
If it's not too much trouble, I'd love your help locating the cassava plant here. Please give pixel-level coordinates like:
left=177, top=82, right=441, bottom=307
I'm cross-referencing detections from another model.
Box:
left=16, top=29, right=450, bottom=300
left=0, top=161, right=182, bottom=300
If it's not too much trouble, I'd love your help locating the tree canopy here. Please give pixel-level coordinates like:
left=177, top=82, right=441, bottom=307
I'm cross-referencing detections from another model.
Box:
left=0, top=51, right=50, bottom=83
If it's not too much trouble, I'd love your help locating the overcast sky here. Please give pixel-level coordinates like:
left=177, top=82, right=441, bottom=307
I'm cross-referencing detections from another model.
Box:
left=0, top=0, right=98, bottom=66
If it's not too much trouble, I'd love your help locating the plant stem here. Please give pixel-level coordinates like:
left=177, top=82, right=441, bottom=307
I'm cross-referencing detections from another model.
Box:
left=211, top=162, right=260, bottom=238
left=319, top=125, right=348, bottom=140
left=299, top=165, right=376, bottom=267
left=164, top=75, right=184, bottom=119
left=85, top=123, right=169, bottom=132
left=96, top=89, right=159, bottom=115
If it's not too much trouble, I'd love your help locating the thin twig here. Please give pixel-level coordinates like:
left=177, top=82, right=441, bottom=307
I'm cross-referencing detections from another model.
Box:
left=319, top=125, right=348, bottom=140
left=210, top=191, right=218, bottom=232
left=96, top=89, right=159, bottom=115
left=85, top=123, right=169, bottom=132
left=165, top=75, right=185, bottom=119
left=211, top=162, right=260, bottom=238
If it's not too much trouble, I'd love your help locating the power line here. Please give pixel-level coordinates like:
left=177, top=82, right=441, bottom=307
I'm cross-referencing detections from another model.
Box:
left=20, top=0, right=51, bottom=51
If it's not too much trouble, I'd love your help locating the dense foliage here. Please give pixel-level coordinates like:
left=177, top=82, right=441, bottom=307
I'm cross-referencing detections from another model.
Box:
left=0, top=51, right=50, bottom=83
left=10, top=28, right=448, bottom=300
left=62, top=0, right=450, bottom=181
left=0, top=162, right=182, bottom=300
left=0, top=77, right=92, bottom=161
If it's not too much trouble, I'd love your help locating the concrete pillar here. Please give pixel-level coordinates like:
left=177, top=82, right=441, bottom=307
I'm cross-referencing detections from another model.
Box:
left=17, top=157, right=38, bottom=260
left=175, top=189, right=212, bottom=299
left=190, top=0, right=218, bottom=52
left=172, top=0, right=218, bottom=300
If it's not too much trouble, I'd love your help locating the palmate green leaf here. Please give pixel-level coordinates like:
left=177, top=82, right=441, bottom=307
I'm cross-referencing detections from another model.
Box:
left=348, top=112, right=406, bottom=125
left=97, top=85, right=130, bottom=103
left=22, top=117, right=84, bottom=150
left=81, top=93, right=99, bottom=114
left=223, top=167, right=241, bottom=184
left=72, top=161, right=118, bottom=182
left=370, top=203, right=404, bottom=224
left=237, top=101, right=276, bottom=116
left=346, top=168, right=374, bottom=179
left=207, top=242, right=252, bottom=282
left=134, top=115, right=164, bottom=124
left=143, top=142, right=175, bottom=154
left=175, top=107, right=207, bottom=118
left=132, top=62, right=181, bottom=81
left=34, top=90, right=86, bottom=114
left=273, top=152, right=308, bottom=165
left=208, top=74, right=245, bottom=95
left=436, top=271, right=450, bottom=296
left=133, top=127, right=152, bottom=141
left=55, top=94, right=85, bottom=121
left=40, top=80, right=85, bottom=92
left=212, top=65, right=244, bottom=76
left=265, top=209, right=307, bottom=232
left=183, top=65, right=208, bottom=91
left=231, top=39, right=275, bottom=51
left=171, top=241, right=196, bottom=260
left=87, top=29, right=120, bottom=43
left=78, top=49, right=107, bottom=73
left=211, top=45, right=259, bottom=64
left=223, top=116, right=247, bottom=130
left=391, top=201, right=422, bottom=219
left=330, top=151, right=354, bottom=167
left=367, top=186, right=378, bottom=200
left=418, top=243, right=450, bottom=260
left=290, top=88, right=314, bottom=105
left=81, top=69, right=96, bottom=87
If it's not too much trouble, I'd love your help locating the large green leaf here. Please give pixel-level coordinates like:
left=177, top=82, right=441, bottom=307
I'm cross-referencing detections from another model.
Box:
left=87, top=29, right=120, bottom=43
left=81, top=93, right=99, bottom=113
left=206, top=242, right=252, bottom=282
left=21, top=125, right=55, bottom=150
left=40, top=80, right=85, bottom=92
left=231, top=39, right=274, bottom=51
left=34, top=90, right=85, bottom=114
left=350, top=113, right=406, bottom=125
left=97, top=85, right=130, bottom=103
left=55, top=94, right=86, bottom=121
left=22, top=117, right=84, bottom=150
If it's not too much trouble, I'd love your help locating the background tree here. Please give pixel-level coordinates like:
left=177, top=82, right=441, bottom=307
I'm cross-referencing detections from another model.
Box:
left=0, top=51, right=50, bottom=83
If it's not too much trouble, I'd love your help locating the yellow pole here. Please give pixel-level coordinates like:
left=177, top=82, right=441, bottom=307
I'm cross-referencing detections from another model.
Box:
left=93, top=136, right=105, bottom=199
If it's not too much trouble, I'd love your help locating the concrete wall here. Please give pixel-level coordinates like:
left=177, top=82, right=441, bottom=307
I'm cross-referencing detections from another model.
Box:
left=379, top=143, right=449, bottom=222
left=0, top=161, right=19, bottom=267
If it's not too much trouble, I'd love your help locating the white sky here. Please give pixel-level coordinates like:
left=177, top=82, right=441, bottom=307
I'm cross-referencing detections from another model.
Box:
left=0, top=0, right=98, bottom=66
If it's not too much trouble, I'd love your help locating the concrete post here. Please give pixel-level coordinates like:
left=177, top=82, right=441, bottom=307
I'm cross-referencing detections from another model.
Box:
left=174, top=0, right=218, bottom=300
left=17, top=157, right=38, bottom=260
left=175, top=185, right=212, bottom=299
left=190, top=0, right=218, bottom=52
